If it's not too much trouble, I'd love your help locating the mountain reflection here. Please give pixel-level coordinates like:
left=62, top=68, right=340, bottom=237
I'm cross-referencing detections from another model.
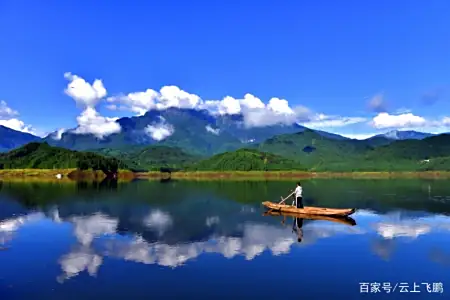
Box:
left=54, top=212, right=364, bottom=281
left=2, top=179, right=450, bottom=284
left=2, top=207, right=450, bottom=282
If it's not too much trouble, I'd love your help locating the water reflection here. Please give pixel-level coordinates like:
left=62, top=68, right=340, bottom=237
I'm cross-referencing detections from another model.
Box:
left=0, top=212, right=44, bottom=247
left=56, top=215, right=364, bottom=281
left=0, top=208, right=367, bottom=282
left=1, top=179, right=450, bottom=296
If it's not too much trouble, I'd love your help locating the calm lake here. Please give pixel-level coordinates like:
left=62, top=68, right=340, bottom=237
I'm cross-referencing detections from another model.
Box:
left=0, top=179, right=449, bottom=299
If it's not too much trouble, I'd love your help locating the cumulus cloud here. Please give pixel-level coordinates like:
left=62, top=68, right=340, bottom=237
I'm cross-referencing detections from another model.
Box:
left=106, top=86, right=202, bottom=116
left=106, top=86, right=361, bottom=129
left=371, top=112, right=427, bottom=129
left=72, top=107, right=121, bottom=139
left=206, top=95, right=312, bottom=128
left=368, top=93, right=387, bottom=113
left=0, top=100, right=39, bottom=135
left=63, top=73, right=122, bottom=138
left=144, top=116, right=175, bottom=141
left=64, top=72, right=107, bottom=108
left=0, top=118, right=36, bottom=134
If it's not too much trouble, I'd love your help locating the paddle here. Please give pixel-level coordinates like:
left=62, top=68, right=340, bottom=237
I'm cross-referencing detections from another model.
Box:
left=265, top=191, right=295, bottom=214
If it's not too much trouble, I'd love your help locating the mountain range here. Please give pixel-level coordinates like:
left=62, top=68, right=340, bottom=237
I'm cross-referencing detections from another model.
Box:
left=0, top=108, right=440, bottom=155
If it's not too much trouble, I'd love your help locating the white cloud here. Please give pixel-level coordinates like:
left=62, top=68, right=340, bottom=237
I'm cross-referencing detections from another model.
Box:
left=0, top=100, right=18, bottom=118
left=64, top=72, right=107, bottom=108
left=372, top=112, right=427, bottom=129
left=339, top=133, right=378, bottom=140
left=106, top=86, right=362, bottom=129
left=49, top=128, right=67, bottom=140
left=63, top=73, right=122, bottom=139
left=0, top=100, right=39, bottom=135
left=144, top=116, right=174, bottom=141
left=205, top=125, right=220, bottom=135
left=107, top=86, right=202, bottom=116
left=301, top=114, right=367, bottom=129
left=72, top=107, right=121, bottom=139
left=0, top=118, right=37, bottom=135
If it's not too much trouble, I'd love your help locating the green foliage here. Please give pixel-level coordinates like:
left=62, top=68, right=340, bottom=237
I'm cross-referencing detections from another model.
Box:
left=253, top=129, right=372, bottom=169
left=74, top=132, right=450, bottom=172
left=8, top=131, right=450, bottom=173
left=92, top=145, right=202, bottom=171
left=187, top=148, right=307, bottom=171
left=0, top=142, right=127, bottom=172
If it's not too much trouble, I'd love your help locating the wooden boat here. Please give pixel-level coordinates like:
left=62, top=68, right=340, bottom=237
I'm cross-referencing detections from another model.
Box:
left=263, top=210, right=356, bottom=226
left=262, top=201, right=356, bottom=217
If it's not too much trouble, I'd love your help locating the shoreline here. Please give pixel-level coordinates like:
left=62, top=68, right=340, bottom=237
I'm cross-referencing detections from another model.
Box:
left=0, top=169, right=135, bottom=181
left=1, top=169, right=450, bottom=181
left=137, top=170, right=450, bottom=180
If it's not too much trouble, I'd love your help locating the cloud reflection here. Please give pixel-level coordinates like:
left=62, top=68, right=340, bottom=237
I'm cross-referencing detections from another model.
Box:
left=374, top=223, right=431, bottom=239
left=69, top=218, right=363, bottom=272
left=71, top=213, right=118, bottom=246
left=4, top=208, right=450, bottom=283
left=57, top=245, right=102, bottom=283
left=0, top=212, right=45, bottom=246
left=142, top=210, right=173, bottom=236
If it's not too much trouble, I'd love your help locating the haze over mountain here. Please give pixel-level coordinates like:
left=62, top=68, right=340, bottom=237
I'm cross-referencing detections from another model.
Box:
left=0, top=125, right=41, bottom=152
left=42, top=107, right=354, bottom=155
left=371, top=130, right=435, bottom=141
left=0, top=106, right=446, bottom=158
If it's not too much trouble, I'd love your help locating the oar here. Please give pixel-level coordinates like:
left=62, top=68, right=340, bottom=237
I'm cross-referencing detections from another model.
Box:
left=266, top=191, right=295, bottom=214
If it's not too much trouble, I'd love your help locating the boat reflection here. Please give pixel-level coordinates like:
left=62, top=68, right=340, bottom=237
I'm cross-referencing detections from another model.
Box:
left=263, top=210, right=357, bottom=226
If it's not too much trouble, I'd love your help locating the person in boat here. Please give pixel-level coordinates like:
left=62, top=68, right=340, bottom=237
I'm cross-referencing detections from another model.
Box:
left=292, top=217, right=304, bottom=243
left=291, top=182, right=303, bottom=208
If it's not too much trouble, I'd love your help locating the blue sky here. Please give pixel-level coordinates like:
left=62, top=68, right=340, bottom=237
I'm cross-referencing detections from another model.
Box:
left=1, top=0, right=450, bottom=139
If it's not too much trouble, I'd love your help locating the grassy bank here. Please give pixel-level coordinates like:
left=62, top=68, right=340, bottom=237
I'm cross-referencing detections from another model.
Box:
left=2, top=169, right=450, bottom=181
left=0, top=169, right=76, bottom=177
left=0, top=169, right=135, bottom=181
left=136, top=170, right=450, bottom=180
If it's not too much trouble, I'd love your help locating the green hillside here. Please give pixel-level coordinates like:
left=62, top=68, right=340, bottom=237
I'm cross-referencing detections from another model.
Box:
left=311, top=134, right=450, bottom=172
left=0, top=142, right=127, bottom=171
left=254, top=129, right=371, bottom=169
left=188, top=148, right=307, bottom=171
left=93, top=145, right=202, bottom=171
left=364, top=134, right=450, bottom=160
